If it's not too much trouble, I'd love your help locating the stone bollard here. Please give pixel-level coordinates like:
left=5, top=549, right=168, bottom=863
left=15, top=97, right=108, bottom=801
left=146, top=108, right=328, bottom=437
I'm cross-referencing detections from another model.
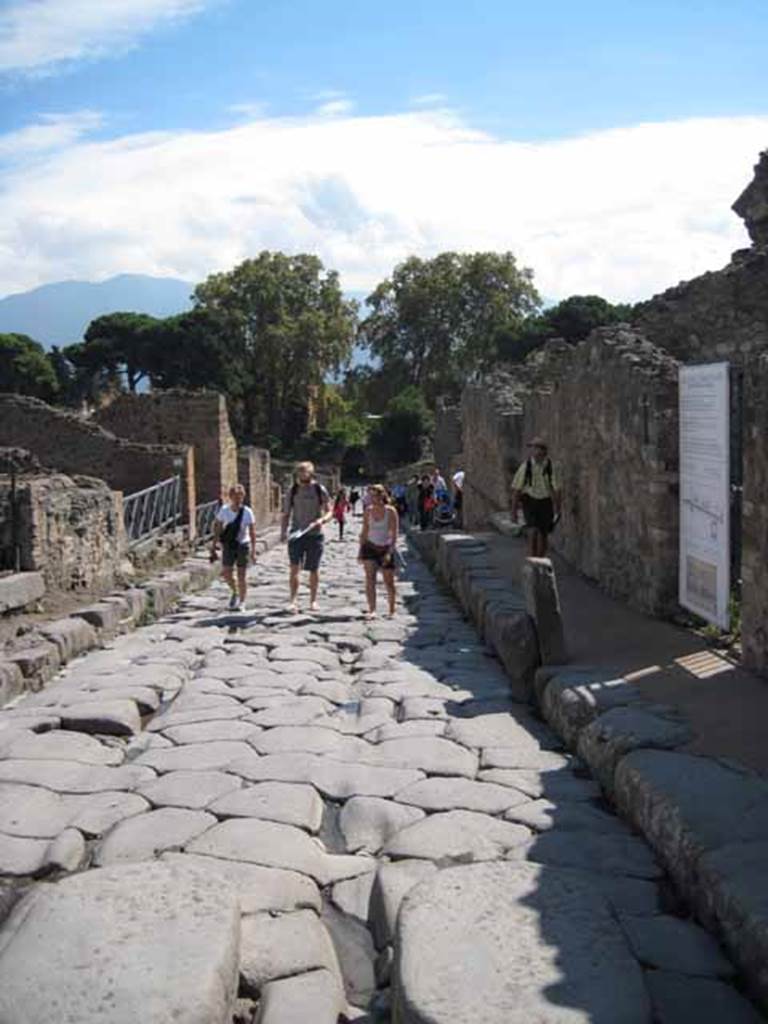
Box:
left=521, top=557, right=567, bottom=666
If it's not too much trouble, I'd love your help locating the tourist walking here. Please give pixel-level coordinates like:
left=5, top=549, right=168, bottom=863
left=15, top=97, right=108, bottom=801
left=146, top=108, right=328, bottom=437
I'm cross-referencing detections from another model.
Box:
left=510, top=437, right=562, bottom=557
left=406, top=475, right=420, bottom=526
left=349, top=487, right=360, bottom=517
left=418, top=475, right=435, bottom=531
left=358, top=484, right=399, bottom=618
left=333, top=487, right=349, bottom=541
left=452, top=468, right=465, bottom=526
left=280, top=461, right=332, bottom=613
left=211, top=483, right=257, bottom=612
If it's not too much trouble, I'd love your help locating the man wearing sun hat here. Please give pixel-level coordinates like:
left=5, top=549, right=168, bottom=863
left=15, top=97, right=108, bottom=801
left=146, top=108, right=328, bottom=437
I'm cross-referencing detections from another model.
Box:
left=510, top=437, right=562, bottom=557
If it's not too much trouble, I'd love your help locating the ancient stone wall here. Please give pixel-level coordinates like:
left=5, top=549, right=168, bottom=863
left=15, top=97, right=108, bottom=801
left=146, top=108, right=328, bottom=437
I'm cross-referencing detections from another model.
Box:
left=95, top=390, right=237, bottom=503
left=433, top=399, right=463, bottom=479
left=741, top=351, right=768, bottom=673
left=0, top=395, right=196, bottom=523
left=0, top=472, right=124, bottom=591
left=237, top=447, right=277, bottom=529
left=463, top=331, right=680, bottom=615
left=523, top=329, right=681, bottom=615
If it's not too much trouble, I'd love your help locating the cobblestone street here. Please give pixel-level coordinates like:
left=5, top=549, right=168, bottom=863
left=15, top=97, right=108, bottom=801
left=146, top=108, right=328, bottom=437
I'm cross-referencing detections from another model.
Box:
left=0, top=526, right=761, bottom=1023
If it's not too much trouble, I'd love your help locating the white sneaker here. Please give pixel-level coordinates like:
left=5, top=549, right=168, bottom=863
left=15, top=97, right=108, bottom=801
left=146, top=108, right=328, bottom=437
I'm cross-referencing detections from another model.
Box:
left=227, top=593, right=238, bottom=610
left=236, top=601, right=247, bottom=613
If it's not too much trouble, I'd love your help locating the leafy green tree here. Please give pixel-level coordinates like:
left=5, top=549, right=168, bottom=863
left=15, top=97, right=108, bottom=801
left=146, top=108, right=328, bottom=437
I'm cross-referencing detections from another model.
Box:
left=497, top=294, right=632, bottom=362
left=0, top=333, right=58, bottom=400
left=360, top=252, right=540, bottom=403
left=369, top=386, right=435, bottom=466
left=193, top=253, right=357, bottom=443
left=77, top=312, right=160, bottom=393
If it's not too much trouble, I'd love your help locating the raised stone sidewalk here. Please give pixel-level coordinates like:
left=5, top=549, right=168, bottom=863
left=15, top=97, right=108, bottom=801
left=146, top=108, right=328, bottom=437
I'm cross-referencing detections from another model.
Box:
left=0, top=525, right=762, bottom=1022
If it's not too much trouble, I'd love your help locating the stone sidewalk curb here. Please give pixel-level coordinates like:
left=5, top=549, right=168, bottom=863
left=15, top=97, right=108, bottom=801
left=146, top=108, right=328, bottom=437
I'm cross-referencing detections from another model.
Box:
left=0, top=526, right=283, bottom=701
left=409, top=528, right=768, bottom=1014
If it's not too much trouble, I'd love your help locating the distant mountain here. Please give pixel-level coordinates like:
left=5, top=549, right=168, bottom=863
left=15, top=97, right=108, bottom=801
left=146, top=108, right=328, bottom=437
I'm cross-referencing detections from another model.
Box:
left=0, top=274, right=193, bottom=347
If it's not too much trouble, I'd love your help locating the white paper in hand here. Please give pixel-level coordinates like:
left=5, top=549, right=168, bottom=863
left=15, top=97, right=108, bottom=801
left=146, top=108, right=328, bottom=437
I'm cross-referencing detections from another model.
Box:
left=287, top=526, right=311, bottom=542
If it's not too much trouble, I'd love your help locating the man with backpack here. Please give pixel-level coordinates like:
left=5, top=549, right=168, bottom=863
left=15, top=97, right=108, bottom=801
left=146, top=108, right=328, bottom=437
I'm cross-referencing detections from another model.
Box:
left=211, top=483, right=257, bottom=612
left=510, top=437, right=562, bottom=557
left=280, top=461, right=332, bottom=613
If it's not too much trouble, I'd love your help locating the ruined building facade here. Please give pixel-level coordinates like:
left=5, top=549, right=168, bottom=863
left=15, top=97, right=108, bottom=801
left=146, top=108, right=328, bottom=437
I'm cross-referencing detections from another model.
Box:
left=459, top=149, right=768, bottom=674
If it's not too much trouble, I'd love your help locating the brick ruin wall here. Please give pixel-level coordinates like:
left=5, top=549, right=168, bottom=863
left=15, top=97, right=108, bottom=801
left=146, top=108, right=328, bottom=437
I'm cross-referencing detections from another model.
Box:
left=0, top=471, right=124, bottom=591
left=95, top=390, right=237, bottom=503
left=0, top=395, right=196, bottom=522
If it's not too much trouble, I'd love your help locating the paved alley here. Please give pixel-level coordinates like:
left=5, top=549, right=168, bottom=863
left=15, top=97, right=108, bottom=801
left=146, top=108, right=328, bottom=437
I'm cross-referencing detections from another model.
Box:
left=0, top=526, right=761, bottom=1023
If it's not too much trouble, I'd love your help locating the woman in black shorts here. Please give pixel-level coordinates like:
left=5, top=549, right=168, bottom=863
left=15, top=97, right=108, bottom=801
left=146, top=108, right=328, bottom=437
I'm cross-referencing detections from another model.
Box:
left=358, top=484, right=399, bottom=618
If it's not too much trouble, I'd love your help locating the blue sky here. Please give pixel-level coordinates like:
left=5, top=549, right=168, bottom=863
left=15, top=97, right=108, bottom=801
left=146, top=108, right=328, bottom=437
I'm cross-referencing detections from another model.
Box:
left=0, top=0, right=767, bottom=300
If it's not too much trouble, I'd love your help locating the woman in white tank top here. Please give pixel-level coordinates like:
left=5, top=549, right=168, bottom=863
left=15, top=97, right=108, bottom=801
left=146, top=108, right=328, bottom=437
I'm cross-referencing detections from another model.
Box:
left=358, top=484, right=399, bottom=618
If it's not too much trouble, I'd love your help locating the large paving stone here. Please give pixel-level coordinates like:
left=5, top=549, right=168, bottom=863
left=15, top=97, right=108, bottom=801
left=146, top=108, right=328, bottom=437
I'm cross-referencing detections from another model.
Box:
left=445, top=711, right=556, bottom=752
left=138, top=771, right=242, bottom=810
left=147, top=705, right=249, bottom=730
left=135, top=741, right=255, bottom=773
left=0, top=759, right=155, bottom=793
left=480, top=746, right=571, bottom=771
left=619, top=914, right=734, bottom=977
left=339, top=797, right=426, bottom=853
left=240, top=910, right=341, bottom=993
left=0, top=832, right=49, bottom=875
left=504, top=798, right=632, bottom=835
left=395, top=776, right=529, bottom=814
left=67, top=791, right=151, bottom=837
left=645, top=970, right=762, bottom=1024
left=369, top=859, right=438, bottom=949
left=332, top=872, right=376, bottom=924
left=0, top=729, right=122, bottom=765
left=209, top=782, right=323, bottom=832
left=59, top=698, right=141, bottom=736
left=161, top=852, right=321, bottom=913
left=249, top=698, right=333, bottom=728
left=251, top=725, right=370, bottom=759
left=0, top=860, right=240, bottom=1023
left=162, top=720, right=262, bottom=744
left=256, top=968, right=346, bottom=1024
left=511, top=830, right=661, bottom=879
left=365, top=736, right=478, bottom=777
left=479, top=767, right=601, bottom=801
left=384, top=810, right=530, bottom=863
left=94, top=807, right=216, bottom=864
left=228, top=752, right=424, bottom=800
left=394, top=861, right=651, bottom=1023
left=270, top=645, right=340, bottom=668
left=367, top=720, right=446, bottom=743
left=187, top=818, right=375, bottom=885
left=0, top=783, right=75, bottom=838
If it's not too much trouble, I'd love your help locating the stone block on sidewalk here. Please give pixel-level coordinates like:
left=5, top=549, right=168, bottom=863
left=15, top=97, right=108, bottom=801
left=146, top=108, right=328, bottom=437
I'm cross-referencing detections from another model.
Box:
left=0, top=571, right=44, bottom=614
left=70, top=601, right=124, bottom=633
left=39, top=617, right=97, bottom=662
left=5, top=643, right=61, bottom=686
left=481, top=600, right=539, bottom=700
left=521, top=557, right=567, bottom=665
left=0, top=660, right=24, bottom=704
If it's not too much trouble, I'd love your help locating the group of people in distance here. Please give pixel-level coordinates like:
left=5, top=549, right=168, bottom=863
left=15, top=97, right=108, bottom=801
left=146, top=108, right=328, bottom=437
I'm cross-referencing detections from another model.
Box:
left=210, top=461, right=399, bottom=619
left=210, top=438, right=560, bottom=619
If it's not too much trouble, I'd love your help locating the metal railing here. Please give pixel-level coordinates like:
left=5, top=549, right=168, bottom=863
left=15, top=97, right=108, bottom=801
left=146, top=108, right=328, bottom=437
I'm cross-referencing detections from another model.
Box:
left=195, top=499, right=220, bottom=541
left=123, top=476, right=182, bottom=545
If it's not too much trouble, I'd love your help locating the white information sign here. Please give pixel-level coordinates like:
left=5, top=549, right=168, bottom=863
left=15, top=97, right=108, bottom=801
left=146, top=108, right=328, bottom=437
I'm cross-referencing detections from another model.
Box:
left=678, top=363, right=730, bottom=629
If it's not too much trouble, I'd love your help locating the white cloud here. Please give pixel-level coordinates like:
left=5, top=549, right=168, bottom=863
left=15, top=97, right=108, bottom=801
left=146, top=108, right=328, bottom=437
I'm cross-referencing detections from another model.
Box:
left=315, top=99, right=354, bottom=117
left=0, top=107, right=765, bottom=304
left=0, top=110, right=102, bottom=157
left=411, top=93, right=449, bottom=107
left=0, top=0, right=210, bottom=73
